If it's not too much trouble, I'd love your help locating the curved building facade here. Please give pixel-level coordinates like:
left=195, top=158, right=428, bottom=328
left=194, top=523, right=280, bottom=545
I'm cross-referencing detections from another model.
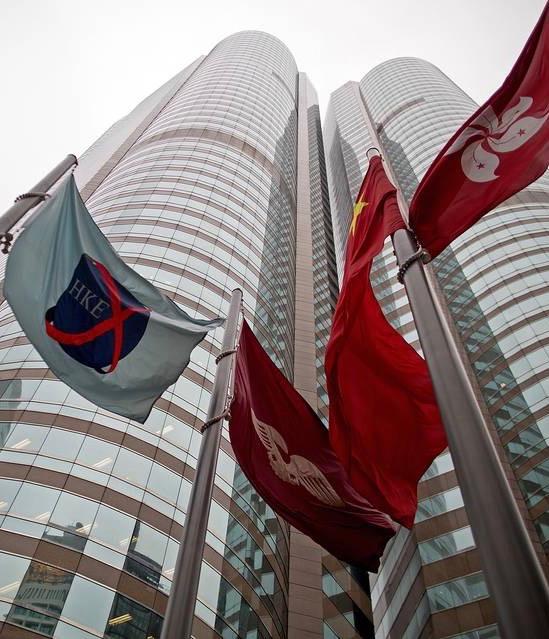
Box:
left=0, top=31, right=296, bottom=639
left=0, top=32, right=375, bottom=639
left=325, top=57, right=549, bottom=639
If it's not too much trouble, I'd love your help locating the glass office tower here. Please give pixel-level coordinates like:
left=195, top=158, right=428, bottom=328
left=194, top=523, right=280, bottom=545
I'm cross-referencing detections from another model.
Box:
left=325, top=57, right=549, bottom=639
left=0, top=32, right=374, bottom=639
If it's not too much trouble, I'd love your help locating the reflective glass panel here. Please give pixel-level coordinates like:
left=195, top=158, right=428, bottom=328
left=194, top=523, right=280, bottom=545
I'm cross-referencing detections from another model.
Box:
left=91, top=504, right=135, bottom=551
left=40, top=429, right=84, bottom=461
left=5, top=424, right=48, bottom=453
left=0, top=551, right=31, bottom=601
left=10, top=483, right=59, bottom=522
left=61, top=575, right=115, bottom=635
left=0, top=478, right=21, bottom=513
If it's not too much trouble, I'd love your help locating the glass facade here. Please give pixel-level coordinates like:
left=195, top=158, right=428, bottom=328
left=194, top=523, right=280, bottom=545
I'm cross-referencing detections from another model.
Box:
left=325, top=56, right=547, bottom=638
left=0, top=31, right=296, bottom=639
left=0, top=31, right=375, bottom=639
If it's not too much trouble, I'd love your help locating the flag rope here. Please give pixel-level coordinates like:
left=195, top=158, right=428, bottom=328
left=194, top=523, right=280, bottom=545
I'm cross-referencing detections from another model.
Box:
left=215, top=348, right=237, bottom=364
left=14, top=192, right=51, bottom=203
left=200, top=344, right=239, bottom=432
left=201, top=406, right=231, bottom=433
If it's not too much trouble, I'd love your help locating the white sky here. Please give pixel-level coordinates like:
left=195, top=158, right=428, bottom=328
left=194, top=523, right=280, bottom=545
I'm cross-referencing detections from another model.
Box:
left=0, top=0, right=545, bottom=210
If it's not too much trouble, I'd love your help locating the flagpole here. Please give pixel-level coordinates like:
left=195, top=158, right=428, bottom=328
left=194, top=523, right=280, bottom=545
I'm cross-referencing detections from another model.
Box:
left=160, top=288, right=243, bottom=639
left=0, top=154, right=78, bottom=245
left=392, top=228, right=549, bottom=637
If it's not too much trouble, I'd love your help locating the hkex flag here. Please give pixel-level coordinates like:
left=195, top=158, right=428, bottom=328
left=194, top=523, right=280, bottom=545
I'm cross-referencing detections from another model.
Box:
left=5, top=175, right=223, bottom=422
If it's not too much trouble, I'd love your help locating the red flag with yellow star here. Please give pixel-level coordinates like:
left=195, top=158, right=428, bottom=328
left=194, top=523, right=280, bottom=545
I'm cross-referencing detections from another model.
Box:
left=326, top=157, right=447, bottom=528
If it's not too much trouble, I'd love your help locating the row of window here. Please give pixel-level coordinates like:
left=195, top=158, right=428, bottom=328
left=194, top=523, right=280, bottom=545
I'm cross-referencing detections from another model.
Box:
left=0, top=476, right=287, bottom=633
left=322, top=565, right=374, bottom=638
left=0, top=546, right=285, bottom=639
left=0, top=551, right=162, bottom=639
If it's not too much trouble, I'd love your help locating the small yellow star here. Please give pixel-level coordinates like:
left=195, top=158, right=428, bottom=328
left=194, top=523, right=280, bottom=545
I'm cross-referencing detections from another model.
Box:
left=350, top=200, right=368, bottom=235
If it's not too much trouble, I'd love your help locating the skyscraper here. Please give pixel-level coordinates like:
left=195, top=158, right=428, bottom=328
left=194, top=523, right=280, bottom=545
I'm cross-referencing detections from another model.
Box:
left=325, top=57, right=549, bottom=639
left=0, top=32, right=373, bottom=639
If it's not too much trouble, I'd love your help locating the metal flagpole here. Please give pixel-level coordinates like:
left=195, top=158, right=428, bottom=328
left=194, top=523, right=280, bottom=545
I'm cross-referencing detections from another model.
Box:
left=160, top=288, right=243, bottom=639
left=0, top=154, right=78, bottom=248
left=393, top=229, right=549, bottom=637
left=358, top=135, right=549, bottom=634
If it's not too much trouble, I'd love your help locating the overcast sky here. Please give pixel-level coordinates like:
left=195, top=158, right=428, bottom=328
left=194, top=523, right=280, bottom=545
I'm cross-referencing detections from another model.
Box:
left=0, top=0, right=545, bottom=209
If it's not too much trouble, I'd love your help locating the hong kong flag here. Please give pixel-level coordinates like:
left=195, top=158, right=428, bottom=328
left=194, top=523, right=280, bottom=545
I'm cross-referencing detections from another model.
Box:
left=230, top=321, right=396, bottom=570
left=326, top=157, right=446, bottom=528
left=410, top=3, right=549, bottom=259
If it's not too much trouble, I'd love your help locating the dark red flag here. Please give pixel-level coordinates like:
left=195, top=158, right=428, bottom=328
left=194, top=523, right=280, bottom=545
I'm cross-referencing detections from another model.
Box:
left=230, top=320, right=396, bottom=570
left=326, top=157, right=447, bottom=528
left=410, top=4, right=549, bottom=259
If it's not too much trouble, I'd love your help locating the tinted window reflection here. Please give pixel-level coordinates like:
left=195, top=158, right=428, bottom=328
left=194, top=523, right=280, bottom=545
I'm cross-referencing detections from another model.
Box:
left=46, top=492, right=99, bottom=551
left=91, top=505, right=135, bottom=551
left=0, top=551, right=31, bottom=602
left=5, top=423, right=48, bottom=453
left=124, top=520, right=167, bottom=587
left=61, top=575, right=115, bottom=635
left=112, top=448, right=152, bottom=487
left=0, top=478, right=21, bottom=514
left=76, top=437, right=118, bottom=472
left=104, top=593, right=162, bottom=639
left=7, top=562, right=74, bottom=637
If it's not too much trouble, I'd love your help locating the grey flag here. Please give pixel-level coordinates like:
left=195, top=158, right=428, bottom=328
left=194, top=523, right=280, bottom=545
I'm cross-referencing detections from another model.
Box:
left=4, top=175, right=223, bottom=422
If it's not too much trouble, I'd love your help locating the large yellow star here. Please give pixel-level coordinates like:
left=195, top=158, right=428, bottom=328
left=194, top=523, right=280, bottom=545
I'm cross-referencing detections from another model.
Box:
left=350, top=200, right=368, bottom=236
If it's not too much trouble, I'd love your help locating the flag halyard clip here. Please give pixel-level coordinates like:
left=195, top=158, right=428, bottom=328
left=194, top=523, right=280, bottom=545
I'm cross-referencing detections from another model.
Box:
left=0, top=232, right=14, bottom=254
left=396, top=231, right=431, bottom=284
left=396, top=247, right=430, bottom=284
left=2, top=192, right=52, bottom=253
left=201, top=346, right=238, bottom=433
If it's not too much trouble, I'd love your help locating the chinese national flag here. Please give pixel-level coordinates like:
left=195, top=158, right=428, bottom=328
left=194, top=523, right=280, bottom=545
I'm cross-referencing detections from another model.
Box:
left=410, top=3, right=549, bottom=259
left=230, top=320, right=396, bottom=570
left=326, top=157, right=447, bottom=528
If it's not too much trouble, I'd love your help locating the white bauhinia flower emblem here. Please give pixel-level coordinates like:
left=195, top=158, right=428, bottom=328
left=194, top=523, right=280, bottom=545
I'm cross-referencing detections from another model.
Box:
left=444, top=96, right=548, bottom=183
left=251, top=410, right=345, bottom=507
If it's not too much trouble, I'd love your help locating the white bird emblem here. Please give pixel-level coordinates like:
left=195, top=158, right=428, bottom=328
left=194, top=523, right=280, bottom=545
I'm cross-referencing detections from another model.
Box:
left=251, top=410, right=345, bottom=507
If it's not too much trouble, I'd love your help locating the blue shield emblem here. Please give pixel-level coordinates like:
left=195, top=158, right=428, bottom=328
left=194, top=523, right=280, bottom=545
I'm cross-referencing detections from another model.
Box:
left=45, top=254, right=150, bottom=373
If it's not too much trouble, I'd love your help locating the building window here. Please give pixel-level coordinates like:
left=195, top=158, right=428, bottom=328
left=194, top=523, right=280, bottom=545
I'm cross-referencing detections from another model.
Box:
left=419, top=527, right=475, bottom=564
left=415, top=486, right=464, bottom=522
left=428, top=572, right=489, bottom=612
